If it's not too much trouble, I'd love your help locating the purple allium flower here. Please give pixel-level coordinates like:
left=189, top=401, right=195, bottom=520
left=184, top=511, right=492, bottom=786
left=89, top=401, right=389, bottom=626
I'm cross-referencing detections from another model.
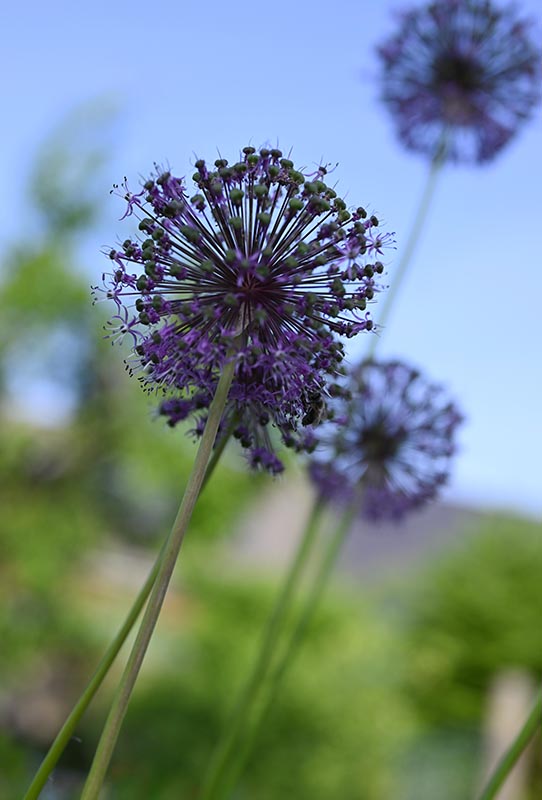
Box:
left=308, top=359, right=463, bottom=520
left=377, top=0, right=541, bottom=163
left=97, top=147, right=393, bottom=473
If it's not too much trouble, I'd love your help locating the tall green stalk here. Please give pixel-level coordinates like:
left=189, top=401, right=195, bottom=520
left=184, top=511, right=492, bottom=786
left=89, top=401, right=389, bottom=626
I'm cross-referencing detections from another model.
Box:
left=199, top=498, right=325, bottom=800
left=79, top=356, right=236, bottom=800
left=22, top=429, right=231, bottom=800
left=23, top=550, right=161, bottom=800
left=477, top=686, right=542, bottom=800
left=217, top=506, right=354, bottom=800
left=366, top=146, right=445, bottom=359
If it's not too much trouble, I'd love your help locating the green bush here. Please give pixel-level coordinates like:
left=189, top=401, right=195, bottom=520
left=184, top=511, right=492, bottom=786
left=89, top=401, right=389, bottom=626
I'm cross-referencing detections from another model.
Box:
left=403, top=515, right=542, bottom=725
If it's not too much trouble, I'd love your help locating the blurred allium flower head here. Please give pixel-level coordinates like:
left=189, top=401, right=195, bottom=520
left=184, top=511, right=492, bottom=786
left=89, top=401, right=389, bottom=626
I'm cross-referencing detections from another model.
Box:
left=378, top=0, right=541, bottom=163
left=98, top=146, right=393, bottom=473
left=308, top=359, right=463, bottom=520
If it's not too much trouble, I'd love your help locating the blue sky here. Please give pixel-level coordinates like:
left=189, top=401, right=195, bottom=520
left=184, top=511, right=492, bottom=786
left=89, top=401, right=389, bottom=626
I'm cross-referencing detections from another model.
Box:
left=2, top=0, right=541, bottom=515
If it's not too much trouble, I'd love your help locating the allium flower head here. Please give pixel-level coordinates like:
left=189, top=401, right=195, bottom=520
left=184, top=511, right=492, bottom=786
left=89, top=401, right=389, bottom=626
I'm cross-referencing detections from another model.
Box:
left=378, top=0, right=541, bottom=163
left=98, top=146, right=393, bottom=473
left=308, top=359, right=462, bottom=520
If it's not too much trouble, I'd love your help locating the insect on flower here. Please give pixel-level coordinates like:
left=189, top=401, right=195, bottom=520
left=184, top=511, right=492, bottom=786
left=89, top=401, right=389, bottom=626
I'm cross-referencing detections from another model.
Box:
left=301, top=390, right=327, bottom=427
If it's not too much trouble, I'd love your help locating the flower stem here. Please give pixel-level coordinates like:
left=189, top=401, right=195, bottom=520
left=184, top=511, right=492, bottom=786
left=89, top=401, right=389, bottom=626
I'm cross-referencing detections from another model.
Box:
left=203, top=410, right=240, bottom=482
left=79, top=357, right=236, bottom=800
left=22, top=428, right=232, bottom=800
left=22, top=550, right=161, bottom=800
left=199, top=498, right=325, bottom=800
left=366, top=146, right=445, bottom=359
left=216, top=505, right=354, bottom=800
left=477, top=686, right=542, bottom=800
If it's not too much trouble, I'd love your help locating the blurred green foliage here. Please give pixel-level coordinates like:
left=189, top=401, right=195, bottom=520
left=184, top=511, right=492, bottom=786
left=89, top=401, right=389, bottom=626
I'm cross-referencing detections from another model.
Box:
left=404, top=516, right=542, bottom=726
left=30, top=99, right=118, bottom=239
left=395, top=517, right=542, bottom=799
left=0, top=106, right=540, bottom=799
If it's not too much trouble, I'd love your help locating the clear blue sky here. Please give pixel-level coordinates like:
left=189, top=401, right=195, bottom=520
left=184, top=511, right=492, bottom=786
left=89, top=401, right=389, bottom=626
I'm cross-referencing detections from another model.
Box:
left=2, top=0, right=541, bottom=515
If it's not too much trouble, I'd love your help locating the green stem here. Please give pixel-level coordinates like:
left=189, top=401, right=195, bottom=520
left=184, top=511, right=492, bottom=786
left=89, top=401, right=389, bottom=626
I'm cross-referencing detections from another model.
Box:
left=202, top=410, right=240, bottom=488
left=199, top=498, right=325, bottom=800
left=366, top=148, right=444, bottom=359
left=22, top=430, right=234, bottom=800
left=267, top=506, right=354, bottom=688
left=217, top=505, right=354, bottom=800
left=80, top=357, right=236, bottom=800
left=477, top=687, right=542, bottom=800
left=22, top=550, right=161, bottom=800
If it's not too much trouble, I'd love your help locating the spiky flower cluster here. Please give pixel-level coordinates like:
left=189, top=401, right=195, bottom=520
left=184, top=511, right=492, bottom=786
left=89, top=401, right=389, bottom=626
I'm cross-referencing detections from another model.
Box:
left=308, top=359, right=462, bottom=520
left=377, top=0, right=541, bottom=164
left=98, top=146, right=393, bottom=473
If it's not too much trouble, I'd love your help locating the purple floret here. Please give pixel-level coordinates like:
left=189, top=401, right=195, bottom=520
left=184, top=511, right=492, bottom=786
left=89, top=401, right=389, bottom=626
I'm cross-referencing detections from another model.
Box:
left=96, top=146, right=393, bottom=472
left=377, top=0, right=541, bottom=164
left=308, top=359, right=463, bottom=521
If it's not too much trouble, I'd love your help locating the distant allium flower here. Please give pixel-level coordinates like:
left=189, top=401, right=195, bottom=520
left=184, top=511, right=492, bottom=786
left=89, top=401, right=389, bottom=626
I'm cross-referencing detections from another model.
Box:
left=308, top=360, right=462, bottom=520
left=378, top=0, right=541, bottom=163
left=99, top=146, right=393, bottom=473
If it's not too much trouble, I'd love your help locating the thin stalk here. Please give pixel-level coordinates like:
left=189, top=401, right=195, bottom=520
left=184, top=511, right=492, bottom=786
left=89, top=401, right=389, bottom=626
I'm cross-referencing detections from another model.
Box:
left=80, top=356, right=236, bottom=800
left=366, top=146, right=445, bottom=359
left=477, top=687, right=542, bottom=800
left=217, top=505, right=354, bottom=800
left=202, top=410, right=240, bottom=487
left=22, top=427, right=234, bottom=800
left=22, top=548, right=162, bottom=800
left=199, top=498, right=325, bottom=800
